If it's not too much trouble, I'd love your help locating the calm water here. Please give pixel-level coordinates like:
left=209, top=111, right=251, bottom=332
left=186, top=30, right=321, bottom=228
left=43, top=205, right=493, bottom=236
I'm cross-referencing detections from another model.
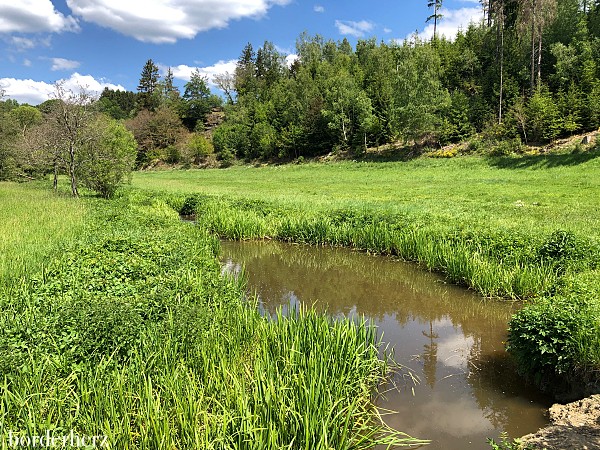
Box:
left=220, top=240, right=553, bottom=450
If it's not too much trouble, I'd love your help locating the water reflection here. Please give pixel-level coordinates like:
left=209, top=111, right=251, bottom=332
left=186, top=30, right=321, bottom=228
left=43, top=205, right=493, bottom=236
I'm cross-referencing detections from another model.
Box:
left=220, top=240, right=552, bottom=450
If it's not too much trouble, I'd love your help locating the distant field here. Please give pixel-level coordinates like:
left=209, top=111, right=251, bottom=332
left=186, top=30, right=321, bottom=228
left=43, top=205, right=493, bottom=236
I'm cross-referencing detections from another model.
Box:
left=133, top=153, right=600, bottom=239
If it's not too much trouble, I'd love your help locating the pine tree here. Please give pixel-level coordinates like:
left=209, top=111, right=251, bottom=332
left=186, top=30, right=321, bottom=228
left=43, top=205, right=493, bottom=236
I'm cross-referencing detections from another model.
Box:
left=137, top=59, right=160, bottom=111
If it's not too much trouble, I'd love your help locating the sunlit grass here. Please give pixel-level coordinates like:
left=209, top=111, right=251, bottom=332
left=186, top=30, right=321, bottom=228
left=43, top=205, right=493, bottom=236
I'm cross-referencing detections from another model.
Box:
left=0, top=182, right=88, bottom=292
left=132, top=154, right=600, bottom=238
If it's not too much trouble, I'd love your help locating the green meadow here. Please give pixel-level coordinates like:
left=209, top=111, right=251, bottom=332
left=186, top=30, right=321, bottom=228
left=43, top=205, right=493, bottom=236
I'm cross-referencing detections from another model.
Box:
left=134, top=152, right=600, bottom=387
left=1, top=150, right=599, bottom=448
left=133, top=153, right=600, bottom=237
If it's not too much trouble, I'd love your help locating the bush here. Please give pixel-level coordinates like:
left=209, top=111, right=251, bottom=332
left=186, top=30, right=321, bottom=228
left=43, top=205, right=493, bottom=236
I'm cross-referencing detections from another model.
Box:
left=508, top=273, right=600, bottom=379
left=537, top=230, right=591, bottom=273
left=187, top=133, right=214, bottom=163
left=79, top=117, right=137, bottom=198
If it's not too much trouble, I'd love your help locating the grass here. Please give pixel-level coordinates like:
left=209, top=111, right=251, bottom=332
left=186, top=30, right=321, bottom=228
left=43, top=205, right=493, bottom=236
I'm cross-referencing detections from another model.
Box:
left=0, top=185, right=424, bottom=449
left=133, top=154, right=600, bottom=237
left=0, top=182, right=87, bottom=295
left=133, top=151, right=600, bottom=388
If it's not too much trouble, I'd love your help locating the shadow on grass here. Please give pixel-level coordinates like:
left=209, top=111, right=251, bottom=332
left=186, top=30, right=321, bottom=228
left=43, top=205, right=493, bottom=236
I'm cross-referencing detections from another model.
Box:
left=357, top=146, right=423, bottom=163
left=487, top=148, right=600, bottom=169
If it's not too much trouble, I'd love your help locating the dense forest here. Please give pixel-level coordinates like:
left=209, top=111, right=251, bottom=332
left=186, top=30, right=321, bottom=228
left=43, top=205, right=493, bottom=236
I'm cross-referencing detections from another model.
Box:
left=1, top=0, right=600, bottom=175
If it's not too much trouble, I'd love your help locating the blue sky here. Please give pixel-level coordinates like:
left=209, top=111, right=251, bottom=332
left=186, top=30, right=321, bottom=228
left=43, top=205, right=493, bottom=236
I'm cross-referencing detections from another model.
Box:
left=0, top=0, right=483, bottom=105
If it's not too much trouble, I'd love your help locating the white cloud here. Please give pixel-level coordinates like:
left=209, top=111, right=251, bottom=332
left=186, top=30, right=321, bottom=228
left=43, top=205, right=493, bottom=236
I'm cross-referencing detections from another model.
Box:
left=285, top=53, right=298, bottom=67
left=383, top=27, right=392, bottom=34
left=167, top=60, right=238, bottom=87
left=335, top=20, right=374, bottom=38
left=0, top=0, right=79, bottom=34
left=8, top=35, right=52, bottom=51
left=23, top=59, right=32, bottom=67
left=314, top=5, right=324, bottom=13
left=65, top=0, right=291, bottom=44
left=0, top=73, right=124, bottom=105
left=51, top=57, right=81, bottom=71
left=415, top=7, right=483, bottom=41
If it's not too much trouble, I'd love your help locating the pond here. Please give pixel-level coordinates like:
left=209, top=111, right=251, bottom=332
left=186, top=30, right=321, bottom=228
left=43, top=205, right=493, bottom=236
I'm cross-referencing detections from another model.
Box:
left=220, top=240, right=553, bottom=450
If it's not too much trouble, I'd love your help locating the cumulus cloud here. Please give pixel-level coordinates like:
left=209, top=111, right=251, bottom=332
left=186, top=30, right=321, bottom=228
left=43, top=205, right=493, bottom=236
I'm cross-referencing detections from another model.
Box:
left=167, top=60, right=238, bottom=87
left=51, top=57, right=81, bottom=71
left=0, top=0, right=79, bottom=34
left=65, top=0, right=291, bottom=44
left=335, top=20, right=374, bottom=38
left=415, top=7, right=483, bottom=41
left=0, top=73, right=124, bottom=105
left=314, top=5, right=325, bottom=13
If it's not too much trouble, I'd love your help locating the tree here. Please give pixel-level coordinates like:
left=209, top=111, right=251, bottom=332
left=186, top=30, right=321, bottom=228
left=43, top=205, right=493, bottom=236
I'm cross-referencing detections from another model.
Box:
left=518, top=0, right=557, bottom=90
left=48, top=83, right=97, bottom=197
left=181, top=69, right=221, bottom=131
left=158, top=67, right=181, bottom=107
left=137, top=59, right=160, bottom=111
left=98, top=88, right=138, bottom=119
left=78, top=116, right=137, bottom=198
left=235, top=43, right=257, bottom=96
left=125, top=105, right=187, bottom=165
left=10, top=105, right=42, bottom=136
left=392, top=40, right=450, bottom=144
left=213, top=72, right=235, bottom=104
left=427, top=0, right=444, bottom=40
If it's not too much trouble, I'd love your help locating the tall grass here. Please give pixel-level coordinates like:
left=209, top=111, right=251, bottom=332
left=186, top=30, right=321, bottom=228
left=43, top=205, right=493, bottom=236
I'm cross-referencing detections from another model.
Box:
left=0, top=183, right=87, bottom=298
left=171, top=195, right=570, bottom=300
left=0, top=189, right=425, bottom=449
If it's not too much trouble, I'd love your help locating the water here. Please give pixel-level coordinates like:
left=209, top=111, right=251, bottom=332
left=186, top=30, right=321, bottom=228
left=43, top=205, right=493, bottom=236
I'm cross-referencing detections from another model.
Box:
left=220, top=240, right=553, bottom=450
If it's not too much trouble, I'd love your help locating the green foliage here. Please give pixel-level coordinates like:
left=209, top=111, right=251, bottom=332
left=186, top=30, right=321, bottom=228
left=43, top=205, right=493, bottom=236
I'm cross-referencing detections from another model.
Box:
left=508, top=284, right=600, bottom=377
left=125, top=105, right=188, bottom=166
left=0, top=187, right=424, bottom=449
left=98, top=88, right=138, bottom=120
left=487, top=432, right=529, bottom=450
left=527, top=86, right=562, bottom=143
left=79, top=116, right=137, bottom=198
left=186, top=133, right=214, bottom=163
left=9, top=105, right=42, bottom=136
left=180, top=69, right=222, bottom=131
left=137, top=59, right=161, bottom=111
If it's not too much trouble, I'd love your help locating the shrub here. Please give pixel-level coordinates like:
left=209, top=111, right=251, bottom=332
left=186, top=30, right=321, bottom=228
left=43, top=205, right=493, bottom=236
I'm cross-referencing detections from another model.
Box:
left=508, top=272, right=600, bottom=379
left=187, top=133, right=214, bottom=163
left=79, top=116, right=137, bottom=198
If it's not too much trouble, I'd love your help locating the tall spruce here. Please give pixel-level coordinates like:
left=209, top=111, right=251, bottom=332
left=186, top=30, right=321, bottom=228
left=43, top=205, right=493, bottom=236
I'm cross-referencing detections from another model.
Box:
left=137, top=59, right=160, bottom=111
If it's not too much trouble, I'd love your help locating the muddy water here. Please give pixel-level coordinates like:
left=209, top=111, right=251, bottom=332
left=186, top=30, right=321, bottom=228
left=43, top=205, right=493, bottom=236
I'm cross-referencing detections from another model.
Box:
left=220, top=240, right=553, bottom=450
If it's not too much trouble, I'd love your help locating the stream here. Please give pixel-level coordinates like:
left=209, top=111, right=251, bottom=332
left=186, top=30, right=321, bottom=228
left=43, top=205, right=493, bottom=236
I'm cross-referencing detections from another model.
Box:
left=220, top=239, right=553, bottom=450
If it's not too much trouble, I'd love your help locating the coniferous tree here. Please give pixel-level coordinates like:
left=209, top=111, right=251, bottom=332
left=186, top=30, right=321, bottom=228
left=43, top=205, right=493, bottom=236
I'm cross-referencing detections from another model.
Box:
left=137, top=59, right=160, bottom=111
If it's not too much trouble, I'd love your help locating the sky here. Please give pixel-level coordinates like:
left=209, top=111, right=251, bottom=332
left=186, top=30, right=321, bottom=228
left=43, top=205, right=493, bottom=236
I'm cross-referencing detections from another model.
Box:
left=0, top=0, right=484, bottom=105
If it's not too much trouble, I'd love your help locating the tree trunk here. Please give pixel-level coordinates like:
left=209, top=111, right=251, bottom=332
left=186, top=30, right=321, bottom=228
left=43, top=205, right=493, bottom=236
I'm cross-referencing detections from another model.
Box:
left=53, top=158, right=58, bottom=191
left=531, top=3, right=536, bottom=92
left=499, top=10, right=505, bottom=124
left=69, top=142, right=78, bottom=197
left=537, top=32, right=543, bottom=89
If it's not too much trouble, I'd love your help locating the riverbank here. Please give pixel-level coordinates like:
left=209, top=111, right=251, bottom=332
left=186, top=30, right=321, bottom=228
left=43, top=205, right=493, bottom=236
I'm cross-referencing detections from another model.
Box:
left=520, top=395, right=600, bottom=449
left=133, top=153, right=600, bottom=394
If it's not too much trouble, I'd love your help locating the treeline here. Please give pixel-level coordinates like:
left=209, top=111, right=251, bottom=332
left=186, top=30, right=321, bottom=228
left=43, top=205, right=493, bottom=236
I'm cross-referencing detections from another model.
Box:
left=213, top=0, right=600, bottom=161
left=2, top=0, right=600, bottom=176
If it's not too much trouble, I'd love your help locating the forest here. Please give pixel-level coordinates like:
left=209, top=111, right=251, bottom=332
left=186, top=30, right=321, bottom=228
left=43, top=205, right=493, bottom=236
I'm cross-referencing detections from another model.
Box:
left=1, top=0, right=600, bottom=178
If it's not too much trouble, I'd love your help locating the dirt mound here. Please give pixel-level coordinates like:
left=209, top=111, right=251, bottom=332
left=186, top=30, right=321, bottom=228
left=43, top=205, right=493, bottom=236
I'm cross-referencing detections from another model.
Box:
left=521, top=395, right=600, bottom=449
